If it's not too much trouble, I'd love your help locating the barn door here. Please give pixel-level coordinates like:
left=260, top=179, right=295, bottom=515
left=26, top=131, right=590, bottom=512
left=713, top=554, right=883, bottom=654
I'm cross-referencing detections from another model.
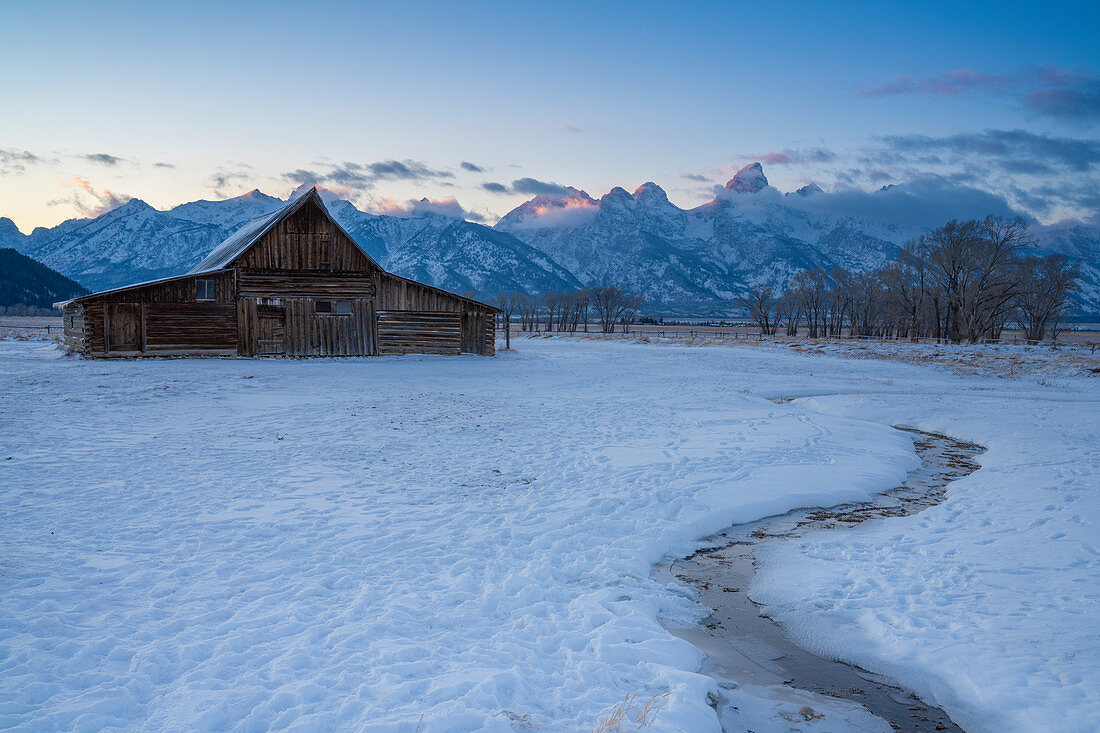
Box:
left=106, top=303, right=142, bottom=353
left=255, top=305, right=287, bottom=355
left=461, top=312, right=485, bottom=354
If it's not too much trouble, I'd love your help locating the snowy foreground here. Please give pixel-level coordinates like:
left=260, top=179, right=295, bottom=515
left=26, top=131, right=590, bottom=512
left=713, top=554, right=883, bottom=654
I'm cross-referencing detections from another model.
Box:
left=0, top=338, right=1096, bottom=732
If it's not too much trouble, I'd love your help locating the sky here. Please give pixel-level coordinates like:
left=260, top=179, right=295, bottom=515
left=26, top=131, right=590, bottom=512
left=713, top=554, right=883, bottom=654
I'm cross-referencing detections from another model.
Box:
left=2, top=0, right=1099, bottom=232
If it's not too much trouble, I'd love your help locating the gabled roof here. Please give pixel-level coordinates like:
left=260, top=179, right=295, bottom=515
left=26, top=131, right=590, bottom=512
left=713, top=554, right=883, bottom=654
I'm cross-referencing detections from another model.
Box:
left=188, top=186, right=381, bottom=274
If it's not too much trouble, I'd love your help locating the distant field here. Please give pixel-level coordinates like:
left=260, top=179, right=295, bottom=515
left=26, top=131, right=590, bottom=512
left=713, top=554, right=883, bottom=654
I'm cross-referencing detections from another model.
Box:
left=0, top=315, right=62, bottom=340
left=508, top=321, right=1100, bottom=347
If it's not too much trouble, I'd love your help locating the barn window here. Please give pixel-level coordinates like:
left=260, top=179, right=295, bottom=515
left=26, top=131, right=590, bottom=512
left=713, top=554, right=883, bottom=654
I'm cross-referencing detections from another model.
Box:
left=315, top=301, right=352, bottom=315
left=196, top=279, right=216, bottom=301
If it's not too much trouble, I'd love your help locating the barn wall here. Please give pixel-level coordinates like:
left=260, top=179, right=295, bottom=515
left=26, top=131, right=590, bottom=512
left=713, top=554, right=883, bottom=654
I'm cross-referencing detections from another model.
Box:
left=144, top=303, right=237, bottom=353
left=377, top=311, right=462, bottom=355
left=233, top=200, right=377, bottom=273
left=62, top=303, right=86, bottom=354
left=238, top=297, right=376, bottom=357
left=69, top=271, right=237, bottom=356
left=484, top=316, right=496, bottom=356
left=238, top=272, right=376, bottom=298
left=377, top=273, right=493, bottom=313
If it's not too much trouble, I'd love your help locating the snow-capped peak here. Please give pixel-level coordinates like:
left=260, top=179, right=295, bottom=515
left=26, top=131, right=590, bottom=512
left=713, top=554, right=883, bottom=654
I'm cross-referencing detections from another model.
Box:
left=633, top=182, right=670, bottom=206
left=725, top=162, right=769, bottom=193
left=790, top=182, right=824, bottom=198
left=600, top=187, right=635, bottom=208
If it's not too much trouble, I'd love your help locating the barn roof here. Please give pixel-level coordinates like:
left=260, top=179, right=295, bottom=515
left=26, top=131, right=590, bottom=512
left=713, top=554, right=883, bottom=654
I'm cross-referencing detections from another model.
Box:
left=188, top=186, right=381, bottom=274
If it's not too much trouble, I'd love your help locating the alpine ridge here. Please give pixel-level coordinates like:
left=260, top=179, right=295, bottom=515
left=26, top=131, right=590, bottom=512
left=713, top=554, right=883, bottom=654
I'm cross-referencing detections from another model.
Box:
left=6, top=162, right=1100, bottom=314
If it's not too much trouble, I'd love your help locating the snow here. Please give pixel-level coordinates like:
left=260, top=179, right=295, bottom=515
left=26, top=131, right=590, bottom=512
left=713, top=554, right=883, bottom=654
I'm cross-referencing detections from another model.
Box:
left=750, top=389, right=1100, bottom=732
left=1, top=337, right=1097, bottom=731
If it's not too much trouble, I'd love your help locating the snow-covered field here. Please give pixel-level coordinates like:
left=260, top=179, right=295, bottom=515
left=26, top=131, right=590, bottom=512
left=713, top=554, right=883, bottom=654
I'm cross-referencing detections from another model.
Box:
left=0, top=338, right=1096, bottom=731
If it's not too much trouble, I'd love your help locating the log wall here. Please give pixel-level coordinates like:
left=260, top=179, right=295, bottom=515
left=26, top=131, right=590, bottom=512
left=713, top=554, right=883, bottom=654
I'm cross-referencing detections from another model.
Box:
left=377, top=311, right=462, bottom=355
left=68, top=271, right=237, bottom=356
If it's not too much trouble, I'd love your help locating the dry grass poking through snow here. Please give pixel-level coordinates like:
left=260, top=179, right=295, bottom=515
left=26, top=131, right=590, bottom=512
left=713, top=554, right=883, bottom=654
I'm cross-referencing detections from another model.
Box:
left=518, top=332, right=1100, bottom=379
left=591, top=692, right=671, bottom=732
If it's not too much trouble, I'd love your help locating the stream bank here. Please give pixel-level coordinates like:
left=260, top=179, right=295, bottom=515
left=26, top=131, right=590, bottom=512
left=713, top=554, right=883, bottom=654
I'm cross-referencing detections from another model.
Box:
left=656, top=427, right=983, bottom=732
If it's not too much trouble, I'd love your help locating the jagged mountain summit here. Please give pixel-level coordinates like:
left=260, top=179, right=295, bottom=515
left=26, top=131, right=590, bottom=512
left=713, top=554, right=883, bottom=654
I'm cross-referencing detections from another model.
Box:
left=493, top=164, right=913, bottom=309
left=6, top=162, right=1100, bottom=314
left=493, top=162, right=1100, bottom=314
left=724, top=161, right=770, bottom=193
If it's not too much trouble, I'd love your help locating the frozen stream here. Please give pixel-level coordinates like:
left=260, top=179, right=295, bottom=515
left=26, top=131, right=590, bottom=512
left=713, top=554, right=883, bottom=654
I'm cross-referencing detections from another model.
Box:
left=657, top=426, right=983, bottom=732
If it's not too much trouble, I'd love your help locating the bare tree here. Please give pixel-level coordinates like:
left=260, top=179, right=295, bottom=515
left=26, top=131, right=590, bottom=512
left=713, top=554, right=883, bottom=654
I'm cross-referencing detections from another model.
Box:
left=1015, top=255, right=1079, bottom=341
left=775, top=290, right=801, bottom=336
left=765, top=215, right=1072, bottom=345
left=739, top=283, right=778, bottom=335
left=519, top=293, right=540, bottom=332
left=590, top=285, right=644, bottom=334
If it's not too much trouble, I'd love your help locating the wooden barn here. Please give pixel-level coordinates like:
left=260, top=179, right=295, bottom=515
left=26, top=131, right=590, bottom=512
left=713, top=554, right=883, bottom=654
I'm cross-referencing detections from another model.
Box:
left=56, top=188, right=497, bottom=358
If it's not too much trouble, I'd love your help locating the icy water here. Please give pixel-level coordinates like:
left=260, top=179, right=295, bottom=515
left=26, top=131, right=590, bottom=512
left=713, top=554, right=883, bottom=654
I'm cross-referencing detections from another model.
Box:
left=656, top=427, right=983, bottom=732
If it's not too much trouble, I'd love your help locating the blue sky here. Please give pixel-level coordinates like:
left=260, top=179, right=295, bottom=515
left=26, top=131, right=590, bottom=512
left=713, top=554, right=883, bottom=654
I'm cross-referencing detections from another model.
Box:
left=2, top=0, right=1098, bottom=230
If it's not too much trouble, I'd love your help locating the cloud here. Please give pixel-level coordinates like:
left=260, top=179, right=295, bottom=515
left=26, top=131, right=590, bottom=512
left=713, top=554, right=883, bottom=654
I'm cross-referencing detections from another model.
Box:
left=759, top=152, right=793, bottom=165
left=83, top=153, right=124, bottom=166
left=478, top=177, right=579, bottom=197
left=753, top=149, right=836, bottom=166
left=280, top=159, right=455, bottom=199
left=510, top=177, right=574, bottom=196
left=881, top=129, right=1100, bottom=173
left=207, top=168, right=256, bottom=197
left=859, top=66, right=1100, bottom=124
left=783, top=174, right=1020, bottom=228
left=153, top=162, right=175, bottom=168
left=47, top=177, right=132, bottom=217
left=370, top=196, right=486, bottom=222
left=565, top=125, right=584, bottom=134
left=460, top=161, right=486, bottom=173
left=859, top=68, right=1017, bottom=97
left=362, top=159, right=453, bottom=181
left=680, top=173, right=711, bottom=182
left=1024, top=75, right=1100, bottom=123
left=0, top=147, right=43, bottom=174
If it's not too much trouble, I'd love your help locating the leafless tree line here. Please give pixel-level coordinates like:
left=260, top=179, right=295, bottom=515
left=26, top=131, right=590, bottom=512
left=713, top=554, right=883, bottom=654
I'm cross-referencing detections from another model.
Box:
left=492, top=285, right=644, bottom=348
left=739, top=217, right=1080, bottom=344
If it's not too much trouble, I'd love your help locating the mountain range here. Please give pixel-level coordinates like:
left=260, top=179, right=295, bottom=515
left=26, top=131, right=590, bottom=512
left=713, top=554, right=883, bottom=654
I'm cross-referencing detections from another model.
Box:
left=5, top=163, right=1099, bottom=314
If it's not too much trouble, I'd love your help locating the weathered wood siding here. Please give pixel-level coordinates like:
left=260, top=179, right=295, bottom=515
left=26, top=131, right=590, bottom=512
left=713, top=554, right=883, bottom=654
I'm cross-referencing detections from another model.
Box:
left=144, top=303, right=238, bottom=354
left=378, top=273, right=493, bottom=313
left=238, top=297, right=376, bottom=357
left=237, top=272, right=376, bottom=298
left=484, top=316, right=496, bottom=356
left=62, top=303, right=86, bottom=354
left=233, top=200, right=377, bottom=273
left=71, top=271, right=237, bottom=356
left=377, top=273, right=496, bottom=355
left=377, top=311, right=462, bottom=355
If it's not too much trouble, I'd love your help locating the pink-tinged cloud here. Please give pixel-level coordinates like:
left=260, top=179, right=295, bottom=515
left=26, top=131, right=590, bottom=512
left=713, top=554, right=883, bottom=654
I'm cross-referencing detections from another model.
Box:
left=370, top=195, right=486, bottom=222
left=859, top=68, right=1017, bottom=97
left=759, top=152, right=794, bottom=165
left=48, top=176, right=132, bottom=217
left=565, top=124, right=584, bottom=133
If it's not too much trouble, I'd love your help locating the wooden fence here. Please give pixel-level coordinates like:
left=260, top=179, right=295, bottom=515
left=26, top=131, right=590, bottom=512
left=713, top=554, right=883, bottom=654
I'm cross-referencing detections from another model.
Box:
left=504, top=324, right=1099, bottom=353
